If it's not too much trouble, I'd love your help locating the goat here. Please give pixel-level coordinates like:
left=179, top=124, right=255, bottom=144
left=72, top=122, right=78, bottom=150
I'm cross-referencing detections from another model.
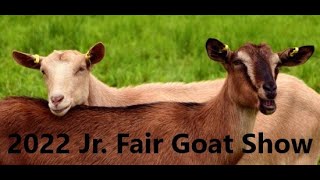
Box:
left=12, top=43, right=221, bottom=116
left=1, top=38, right=313, bottom=165
left=237, top=73, right=320, bottom=165
left=12, top=40, right=319, bottom=164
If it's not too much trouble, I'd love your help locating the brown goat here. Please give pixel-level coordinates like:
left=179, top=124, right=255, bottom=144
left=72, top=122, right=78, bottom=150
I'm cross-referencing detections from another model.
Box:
left=0, top=38, right=313, bottom=165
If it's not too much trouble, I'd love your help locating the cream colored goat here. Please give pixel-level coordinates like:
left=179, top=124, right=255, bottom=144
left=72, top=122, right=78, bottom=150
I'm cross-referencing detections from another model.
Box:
left=12, top=41, right=318, bottom=164
left=237, top=74, right=320, bottom=165
left=12, top=43, right=222, bottom=116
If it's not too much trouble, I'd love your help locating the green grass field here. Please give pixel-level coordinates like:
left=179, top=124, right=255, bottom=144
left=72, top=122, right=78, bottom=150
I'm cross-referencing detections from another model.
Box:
left=0, top=15, right=319, bottom=164
left=0, top=15, right=319, bottom=98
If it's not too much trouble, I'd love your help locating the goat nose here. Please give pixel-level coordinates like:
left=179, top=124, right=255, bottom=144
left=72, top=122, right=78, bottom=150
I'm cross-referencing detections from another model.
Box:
left=51, top=95, right=64, bottom=106
left=263, top=81, right=277, bottom=99
left=263, top=81, right=277, bottom=92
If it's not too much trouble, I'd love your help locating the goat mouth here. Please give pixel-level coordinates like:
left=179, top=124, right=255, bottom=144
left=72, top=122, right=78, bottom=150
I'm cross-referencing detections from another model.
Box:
left=50, top=105, right=71, bottom=116
left=259, top=97, right=276, bottom=115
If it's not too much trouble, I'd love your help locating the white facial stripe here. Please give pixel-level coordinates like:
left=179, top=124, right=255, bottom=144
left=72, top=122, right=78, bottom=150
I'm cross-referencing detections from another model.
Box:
left=271, top=53, right=281, bottom=64
left=270, top=54, right=280, bottom=77
left=237, top=51, right=256, bottom=85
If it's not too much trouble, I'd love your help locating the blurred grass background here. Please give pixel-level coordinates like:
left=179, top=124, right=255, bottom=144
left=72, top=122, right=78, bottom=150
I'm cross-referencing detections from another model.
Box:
left=0, top=16, right=319, bottom=164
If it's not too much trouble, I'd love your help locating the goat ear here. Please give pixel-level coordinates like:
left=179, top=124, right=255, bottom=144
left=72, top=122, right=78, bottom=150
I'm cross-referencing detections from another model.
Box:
left=12, top=50, right=43, bottom=69
left=85, top=42, right=105, bottom=65
left=206, top=38, right=231, bottom=63
left=278, top=46, right=314, bottom=67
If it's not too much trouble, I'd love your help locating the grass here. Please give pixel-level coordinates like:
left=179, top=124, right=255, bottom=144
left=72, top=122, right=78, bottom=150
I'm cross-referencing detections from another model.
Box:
left=0, top=15, right=319, bottom=164
left=0, top=15, right=319, bottom=98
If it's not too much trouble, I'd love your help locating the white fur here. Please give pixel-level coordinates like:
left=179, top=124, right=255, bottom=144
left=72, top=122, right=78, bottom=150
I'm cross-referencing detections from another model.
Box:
left=237, top=51, right=256, bottom=86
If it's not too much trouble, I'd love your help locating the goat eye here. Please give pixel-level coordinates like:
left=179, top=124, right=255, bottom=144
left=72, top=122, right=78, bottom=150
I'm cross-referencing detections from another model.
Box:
left=41, top=70, right=46, bottom=75
left=232, top=60, right=243, bottom=66
left=76, top=67, right=86, bottom=74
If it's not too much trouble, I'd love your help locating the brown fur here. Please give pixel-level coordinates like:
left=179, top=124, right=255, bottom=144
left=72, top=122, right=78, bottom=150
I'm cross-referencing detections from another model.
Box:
left=2, top=76, right=317, bottom=165
left=0, top=90, right=253, bottom=165
left=119, top=74, right=320, bottom=165
left=2, top=39, right=283, bottom=165
left=10, top=40, right=316, bottom=164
